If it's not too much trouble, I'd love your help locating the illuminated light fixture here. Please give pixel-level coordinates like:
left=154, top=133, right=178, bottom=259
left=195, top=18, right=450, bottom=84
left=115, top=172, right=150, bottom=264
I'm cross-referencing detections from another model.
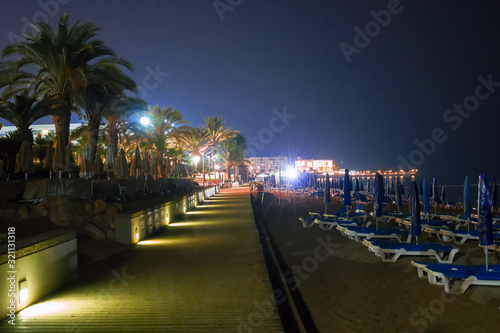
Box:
left=166, top=214, right=170, bottom=226
left=192, top=155, right=200, bottom=164
left=20, top=301, right=70, bottom=317
left=41, top=129, right=49, bottom=135
left=19, top=280, right=28, bottom=303
left=183, top=205, right=186, bottom=213
left=135, top=228, right=139, bottom=241
left=140, top=117, right=151, bottom=126
left=286, top=167, right=298, bottom=179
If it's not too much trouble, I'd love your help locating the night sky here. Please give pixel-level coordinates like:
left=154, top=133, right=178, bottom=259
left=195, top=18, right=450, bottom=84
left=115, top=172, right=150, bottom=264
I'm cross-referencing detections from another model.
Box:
left=1, top=0, right=500, bottom=185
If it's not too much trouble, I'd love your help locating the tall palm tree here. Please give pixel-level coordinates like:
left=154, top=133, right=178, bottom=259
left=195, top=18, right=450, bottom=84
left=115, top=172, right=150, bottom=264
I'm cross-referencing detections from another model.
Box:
left=176, top=126, right=209, bottom=173
left=203, top=116, right=238, bottom=171
left=2, top=13, right=136, bottom=150
left=78, top=85, right=144, bottom=163
left=0, top=88, right=68, bottom=145
left=137, top=105, right=190, bottom=177
left=218, top=133, right=247, bottom=180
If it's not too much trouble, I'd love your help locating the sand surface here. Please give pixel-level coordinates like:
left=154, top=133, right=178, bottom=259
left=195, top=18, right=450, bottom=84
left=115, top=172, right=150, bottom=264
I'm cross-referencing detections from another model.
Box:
left=260, top=194, right=500, bottom=333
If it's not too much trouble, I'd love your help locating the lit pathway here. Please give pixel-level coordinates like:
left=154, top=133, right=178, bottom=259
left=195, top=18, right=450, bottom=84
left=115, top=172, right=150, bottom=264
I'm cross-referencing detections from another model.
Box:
left=1, top=186, right=283, bottom=332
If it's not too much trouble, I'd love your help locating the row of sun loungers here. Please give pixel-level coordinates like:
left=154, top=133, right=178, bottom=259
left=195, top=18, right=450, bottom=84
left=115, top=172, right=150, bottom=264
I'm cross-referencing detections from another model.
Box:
left=298, top=209, right=500, bottom=294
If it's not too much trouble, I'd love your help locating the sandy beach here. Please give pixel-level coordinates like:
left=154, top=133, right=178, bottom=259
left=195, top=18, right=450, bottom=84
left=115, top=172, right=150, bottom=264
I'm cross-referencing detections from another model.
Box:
left=258, top=193, right=500, bottom=333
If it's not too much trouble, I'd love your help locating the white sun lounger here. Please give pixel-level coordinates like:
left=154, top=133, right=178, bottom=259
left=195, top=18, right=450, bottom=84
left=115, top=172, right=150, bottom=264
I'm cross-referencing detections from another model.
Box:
left=298, top=212, right=320, bottom=228
left=411, top=261, right=500, bottom=294
left=338, top=226, right=411, bottom=243
left=439, top=229, right=500, bottom=245
left=362, top=240, right=459, bottom=263
left=313, top=215, right=362, bottom=230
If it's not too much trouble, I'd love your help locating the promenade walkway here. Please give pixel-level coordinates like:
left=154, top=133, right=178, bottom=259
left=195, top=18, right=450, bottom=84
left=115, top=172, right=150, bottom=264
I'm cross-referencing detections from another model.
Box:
left=1, top=186, right=283, bottom=332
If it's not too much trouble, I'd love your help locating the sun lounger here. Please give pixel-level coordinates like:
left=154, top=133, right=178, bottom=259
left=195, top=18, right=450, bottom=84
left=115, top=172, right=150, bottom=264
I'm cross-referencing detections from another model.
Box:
left=439, top=229, right=500, bottom=245
left=338, top=226, right=411, bottom=242
left=395, top=218, right=455, bottom=230
left=362, top=240, right=459, bottom=263
left=298, top=212, right=320, bottom=228
left=313, top=215, right=362, bottom=230
left=411, top=261, right=500, bottom=294
left=371, top=211, right=408, bottom=223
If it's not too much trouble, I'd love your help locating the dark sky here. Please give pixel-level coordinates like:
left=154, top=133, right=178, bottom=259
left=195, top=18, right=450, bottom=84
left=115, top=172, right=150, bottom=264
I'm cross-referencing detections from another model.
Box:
left=1, top=0, right=500, bottom=185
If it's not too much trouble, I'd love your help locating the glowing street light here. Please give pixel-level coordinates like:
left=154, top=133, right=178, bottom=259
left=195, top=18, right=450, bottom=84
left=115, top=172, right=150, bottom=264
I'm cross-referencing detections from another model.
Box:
left=192, top=155, right=200, bottom=165
left=140, top=117, right=151, bottom=126
left=286, top=167, right=298, bottom=179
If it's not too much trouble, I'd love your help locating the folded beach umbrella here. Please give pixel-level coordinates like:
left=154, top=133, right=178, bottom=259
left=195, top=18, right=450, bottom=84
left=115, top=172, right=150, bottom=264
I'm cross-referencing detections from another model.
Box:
left=478, top=172, right=493, bottom=269
left=464, top=176, right=471, bottom=220
left=395, top=177, right=402, bottom=212
left=400, top=182, right=405, bottom=196
left=432, top=178, right=441, bottom=204
left=343, top=169, right=351, bottom=206
left=130, top=145, right=141, bottom=178
left=115, top=148, right=128, bottom=179
left=423, top=178, right=430, bottom=216
left=354, top=177, right=360, bottom=193
left=16, top=140, right=34, bottom=179
left=52, top=134, right=68, bottom=176
left=93, top=152, right=104, bottom=176
left=104, top=146, right=116, bottom=177
left=491, top=183, right=497, bottom=211
left=374, top=172, right=384, bottom=229
left=367, top=178, right=371, bottom=194
left=324, top=173, right=331, bottom=213
left=142, top=149, right=150, bottom=177
left=79, top=142, right=93, bottom=179
left=339, top=178, right=344, bottom=191
left=150, top=153, right=158, bottom=179
left=410, top=181, right=422, bottom=244
left=44, top=139, right=54, bottom=170
left=360, top=179, right=364, bottom=192
left=441, top=186, right=446, bottom=204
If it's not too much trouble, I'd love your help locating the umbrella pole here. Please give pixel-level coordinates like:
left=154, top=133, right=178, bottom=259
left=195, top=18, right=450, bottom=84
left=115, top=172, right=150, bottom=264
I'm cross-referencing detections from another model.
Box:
left=485, top=246, right=489, bottom=271
left=416, top=236, right=419, bottom=245
left=325, top=203, right=327, bottom=215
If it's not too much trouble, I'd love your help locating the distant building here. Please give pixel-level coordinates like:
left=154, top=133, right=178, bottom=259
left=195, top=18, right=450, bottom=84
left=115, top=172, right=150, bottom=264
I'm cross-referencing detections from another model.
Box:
left=0, top=123, right=81, bottom=138
left=247, top=156, right=288, bottom=175
left=295, top=157, right=338, bottom=174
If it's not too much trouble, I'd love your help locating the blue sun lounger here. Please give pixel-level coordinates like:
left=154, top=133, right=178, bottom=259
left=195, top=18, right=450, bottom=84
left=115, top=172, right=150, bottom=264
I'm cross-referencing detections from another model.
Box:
left=337, top=226, right=410, bottom=242
left=313, top=215, right=364, bottom=230
left=411, top=261, right=500, bottom=294
left=362, top=240, right=459, bottom=263
left=438, top=229, right=500, bottom=245
left=298, top=212, right=321, bottom=228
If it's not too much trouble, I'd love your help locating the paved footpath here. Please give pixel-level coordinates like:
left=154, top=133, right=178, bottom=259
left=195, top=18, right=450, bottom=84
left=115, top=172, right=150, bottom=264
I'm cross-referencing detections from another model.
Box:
left=1, top=186, right=283, bottom=332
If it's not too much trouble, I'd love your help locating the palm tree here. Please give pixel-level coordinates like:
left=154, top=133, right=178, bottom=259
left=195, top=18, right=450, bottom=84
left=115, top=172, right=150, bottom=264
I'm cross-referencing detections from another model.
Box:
left=78, top=86, right=144, bottom=163
left=176, top=126, right=209, bottom=174
left=0, top=88, right=67, bottom=145
left=136, top=105, right=190, bottom=177
left=218, top=133, right=247, bottom=180
left=203, top=116, right=238, bottom=171
left=2, top=13, right=136, bottom=150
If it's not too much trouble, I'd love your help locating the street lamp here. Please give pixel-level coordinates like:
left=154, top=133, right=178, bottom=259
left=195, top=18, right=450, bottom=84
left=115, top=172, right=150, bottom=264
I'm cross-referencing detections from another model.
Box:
left=140, top=116, right=151, bottom=126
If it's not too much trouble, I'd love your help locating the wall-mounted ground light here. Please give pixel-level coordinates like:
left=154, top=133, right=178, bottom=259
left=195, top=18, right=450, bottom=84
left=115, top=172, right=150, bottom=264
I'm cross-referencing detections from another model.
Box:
left=19, top=280, right=28, bottom=303
left=135, top=228, right=139, bottom=241
left=165, top=213, right=170, bottom=226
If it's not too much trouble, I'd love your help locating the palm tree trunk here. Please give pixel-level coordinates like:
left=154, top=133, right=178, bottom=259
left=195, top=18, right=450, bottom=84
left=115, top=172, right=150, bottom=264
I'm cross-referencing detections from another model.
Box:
left=53, top=111, right=71, bottom=148
left=107, top=116, right=119, bottom=158
left=87, top=119, right=100, bottom=164
left=155, top=150, right=163, bottom=178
